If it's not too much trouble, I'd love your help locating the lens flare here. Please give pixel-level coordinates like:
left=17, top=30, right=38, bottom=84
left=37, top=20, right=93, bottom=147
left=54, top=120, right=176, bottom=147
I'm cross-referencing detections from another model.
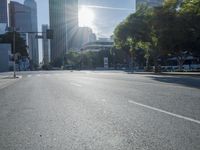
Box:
left=78, top=6, right=95, bottom=28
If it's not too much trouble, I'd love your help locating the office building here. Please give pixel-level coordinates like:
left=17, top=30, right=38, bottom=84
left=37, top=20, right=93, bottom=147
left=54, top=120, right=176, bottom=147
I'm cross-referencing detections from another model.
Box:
left=0, top=44, right=12, bottom=72
left=66, top=0, right=79, bottom=49
left=9, top=1, right=32, bottom=64
left=24, top=0, right=39, bottom=66
left=49, top=0, right=78, bottom=63
left=42, top=24, right=50, bottom=65
left=71, top=27, right=96, bottom=50
left=0, top=0, right=9, bottom=24
left=0, top=23, right=7, bottom=34
left=9, top=1, right=32, bottom=32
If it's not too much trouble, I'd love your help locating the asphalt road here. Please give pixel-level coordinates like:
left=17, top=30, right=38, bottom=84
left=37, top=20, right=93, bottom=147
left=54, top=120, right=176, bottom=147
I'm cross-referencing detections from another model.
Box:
left=0, top=71, right=200, bottom=150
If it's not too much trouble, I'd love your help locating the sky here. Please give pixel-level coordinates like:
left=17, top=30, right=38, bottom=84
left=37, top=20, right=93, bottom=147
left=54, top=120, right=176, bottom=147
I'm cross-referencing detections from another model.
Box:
left=14, top=0, right=136, bottom=62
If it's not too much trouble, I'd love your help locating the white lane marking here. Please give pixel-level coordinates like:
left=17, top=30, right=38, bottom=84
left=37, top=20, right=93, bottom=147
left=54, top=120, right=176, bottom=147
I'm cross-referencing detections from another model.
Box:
left=17, top=75, right=22, bottom=79
left=27, top=75, right=32, bottom=78
left=70, top=82, right=82, bottom=87
left=128, top=100, right=200, bottom=125
left=101, top=99, right=106, bottom=102
left=85, top=71, right=92, bottom=74
left=36, top=74, right=41, bottom=77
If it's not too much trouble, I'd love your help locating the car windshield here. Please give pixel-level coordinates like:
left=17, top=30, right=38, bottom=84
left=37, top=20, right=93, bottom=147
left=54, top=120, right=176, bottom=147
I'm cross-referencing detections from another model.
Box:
left=0, top=0, right=200, bottom=149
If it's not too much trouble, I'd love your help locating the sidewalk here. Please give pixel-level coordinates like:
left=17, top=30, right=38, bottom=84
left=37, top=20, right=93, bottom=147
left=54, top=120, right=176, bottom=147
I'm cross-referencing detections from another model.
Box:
left=160, top=72, right=200, bottom=77
left=126, top=71, right=200, bottom=77
left=0, top=75, right=20, bottom=90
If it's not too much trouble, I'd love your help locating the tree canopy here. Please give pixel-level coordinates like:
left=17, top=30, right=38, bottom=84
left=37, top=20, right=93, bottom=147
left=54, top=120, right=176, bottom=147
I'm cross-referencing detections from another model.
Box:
left=114, top=0, right=200, bottom=71
left=0, top=32, right=28, bottom=56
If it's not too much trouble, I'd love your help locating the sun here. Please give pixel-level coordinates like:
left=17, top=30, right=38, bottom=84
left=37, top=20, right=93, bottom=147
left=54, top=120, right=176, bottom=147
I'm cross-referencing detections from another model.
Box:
left=79, top=6, right=95, bottom=28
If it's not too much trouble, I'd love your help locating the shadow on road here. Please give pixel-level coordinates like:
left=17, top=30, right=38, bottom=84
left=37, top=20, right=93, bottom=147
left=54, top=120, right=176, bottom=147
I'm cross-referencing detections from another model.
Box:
left=148, top=76, right=200, bottom=89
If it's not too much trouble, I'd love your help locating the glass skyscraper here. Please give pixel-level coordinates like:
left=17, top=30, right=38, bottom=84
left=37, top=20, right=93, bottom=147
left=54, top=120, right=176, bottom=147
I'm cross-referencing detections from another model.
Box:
left=0, top=0, right=9, bottom=24
left=42, top=24, right=50, bottom=65
left=24, top=0, right=39, bottom=66
left=9, top=1, right=32, bottom=32
left=49, top=0, right=78, bottom=63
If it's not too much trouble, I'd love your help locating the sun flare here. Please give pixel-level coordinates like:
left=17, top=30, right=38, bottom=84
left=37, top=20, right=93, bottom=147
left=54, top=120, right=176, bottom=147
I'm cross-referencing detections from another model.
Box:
left=79, top=6, right=95, bottom=28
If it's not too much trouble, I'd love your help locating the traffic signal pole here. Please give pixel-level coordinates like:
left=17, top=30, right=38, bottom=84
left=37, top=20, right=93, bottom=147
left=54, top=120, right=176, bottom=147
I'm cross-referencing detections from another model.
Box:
left=9, top=29, right=53, bottom=78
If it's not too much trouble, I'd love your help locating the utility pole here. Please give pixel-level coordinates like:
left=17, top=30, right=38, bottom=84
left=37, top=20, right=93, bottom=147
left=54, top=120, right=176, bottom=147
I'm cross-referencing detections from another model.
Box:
left=13, top=28, right=16, bottom=78
left=7, top=27, right=17, bottom=78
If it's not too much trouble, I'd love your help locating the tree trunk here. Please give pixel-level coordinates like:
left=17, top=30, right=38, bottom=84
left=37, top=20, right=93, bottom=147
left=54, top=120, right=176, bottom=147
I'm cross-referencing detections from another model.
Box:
left=154, top=60, right=158, bottom=73
left=177, top=56, right=185, bottom=72
left=145, top=56, right=150, bottom=71
left=153, top=56, right=160, bottom=73
left=131, top=52, right=134, bottom=73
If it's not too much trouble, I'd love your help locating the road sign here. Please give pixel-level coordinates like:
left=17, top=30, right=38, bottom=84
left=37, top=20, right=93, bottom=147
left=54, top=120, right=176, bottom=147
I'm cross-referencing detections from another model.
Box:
left=35, top=35, right=44, bottom=39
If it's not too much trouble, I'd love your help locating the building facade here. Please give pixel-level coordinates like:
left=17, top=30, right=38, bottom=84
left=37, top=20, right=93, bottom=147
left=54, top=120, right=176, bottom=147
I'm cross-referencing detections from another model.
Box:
left=0, top=0, right=9, bottom=24
left=24, top=0, right=39, bottom=66
left=0, top=23, right=7, bottom=34
left=0, top=44, right=12, bottom=72
left=42, top=24, right=50, bottom=65
left=9, top=1, right=32, bottom=32
left=49, top=0, right=78, bottom=63
left=66, top=0, right=79, bottom=49
left=71, top=27, right=96, bottom=50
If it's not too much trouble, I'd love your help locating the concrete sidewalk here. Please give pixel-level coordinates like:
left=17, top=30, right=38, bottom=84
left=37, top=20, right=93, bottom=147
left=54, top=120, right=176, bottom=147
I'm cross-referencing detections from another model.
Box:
left=0, top=75, right=21, bottom=90
left=127, top=71, right=200, bottom=77
left=160, top=72, right=200, bottom=77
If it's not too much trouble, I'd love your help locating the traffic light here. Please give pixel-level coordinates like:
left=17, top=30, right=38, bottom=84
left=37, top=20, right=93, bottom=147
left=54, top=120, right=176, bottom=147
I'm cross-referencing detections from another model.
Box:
left=46, top=29, right=53, bottom=39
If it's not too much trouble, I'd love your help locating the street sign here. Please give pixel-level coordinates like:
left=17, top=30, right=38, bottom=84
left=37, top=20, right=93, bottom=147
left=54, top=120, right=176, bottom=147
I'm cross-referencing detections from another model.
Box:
left=35, top=35, right=43, bottom=39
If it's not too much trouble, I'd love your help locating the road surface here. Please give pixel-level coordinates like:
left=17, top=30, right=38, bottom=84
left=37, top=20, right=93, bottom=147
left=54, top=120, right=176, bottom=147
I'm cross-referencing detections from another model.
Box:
left=0, top=71, right=200, bottom=150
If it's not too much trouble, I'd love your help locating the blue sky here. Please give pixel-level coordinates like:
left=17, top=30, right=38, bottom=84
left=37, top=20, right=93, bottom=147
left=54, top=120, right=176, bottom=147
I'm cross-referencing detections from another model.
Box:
left=15, top=0, right=135, bottom=62
left=15, top=0, right=135, bottom=37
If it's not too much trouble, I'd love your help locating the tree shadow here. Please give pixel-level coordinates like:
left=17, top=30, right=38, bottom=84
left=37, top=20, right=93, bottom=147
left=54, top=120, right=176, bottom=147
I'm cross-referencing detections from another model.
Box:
left=148, top=76, right=200, bottom=89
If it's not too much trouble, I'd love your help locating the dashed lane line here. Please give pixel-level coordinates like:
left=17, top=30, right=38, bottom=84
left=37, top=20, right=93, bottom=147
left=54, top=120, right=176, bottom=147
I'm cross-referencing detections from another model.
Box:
left=27, top=75, right=32, bottom=78
left=70, top=82, right=82, bottom=87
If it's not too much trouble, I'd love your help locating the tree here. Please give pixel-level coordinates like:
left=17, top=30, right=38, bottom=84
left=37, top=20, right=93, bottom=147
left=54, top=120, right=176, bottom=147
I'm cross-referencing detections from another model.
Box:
left=65, top=51, right=81, bottom=66
left=51, top=56, right=63, bottom=68
left=114, top=0, right=200, bottom=72
left=154, top=0, right=200, bottom=70
left=179, top=0, right=200, bottom=56
left=114, top=6, right=156, bottom=71
left=0, top=32, right=28, bottom=56
left=179, top=0, right=200, bottom=15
